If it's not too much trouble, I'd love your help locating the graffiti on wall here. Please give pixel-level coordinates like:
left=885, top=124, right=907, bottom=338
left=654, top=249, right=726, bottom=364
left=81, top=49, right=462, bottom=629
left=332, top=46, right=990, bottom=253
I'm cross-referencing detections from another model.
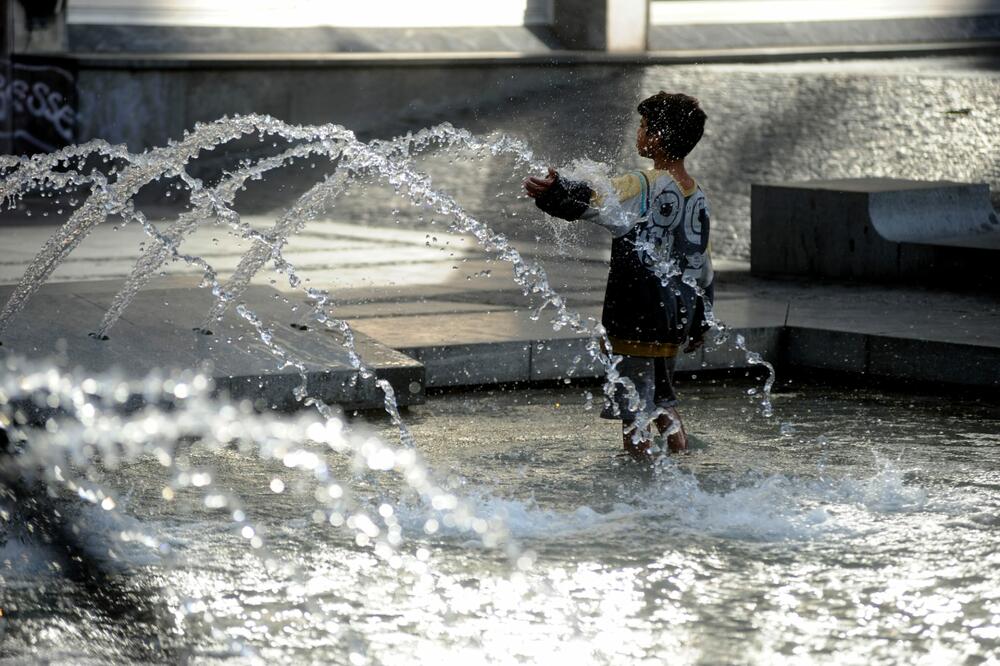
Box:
left=0, top=61, right=77, bottom=154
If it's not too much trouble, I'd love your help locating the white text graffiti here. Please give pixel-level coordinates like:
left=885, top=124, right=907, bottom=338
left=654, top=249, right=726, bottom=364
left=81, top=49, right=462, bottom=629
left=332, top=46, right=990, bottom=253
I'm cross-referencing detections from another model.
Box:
left=0, top=74, right=76, bottom=143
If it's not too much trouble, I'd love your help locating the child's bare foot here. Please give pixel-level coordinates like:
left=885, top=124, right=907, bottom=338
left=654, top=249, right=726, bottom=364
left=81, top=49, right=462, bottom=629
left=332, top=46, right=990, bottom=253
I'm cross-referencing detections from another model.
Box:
left=655, top=408, right=687, bottom=453
left=666, top=428, right=687, bottom=453
left=623, top=439, right=654, bottom=462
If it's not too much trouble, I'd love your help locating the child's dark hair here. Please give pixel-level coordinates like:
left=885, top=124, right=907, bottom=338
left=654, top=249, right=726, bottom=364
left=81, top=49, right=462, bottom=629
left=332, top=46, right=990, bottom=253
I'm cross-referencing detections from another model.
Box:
left=637, top=92, right=706, bottom=159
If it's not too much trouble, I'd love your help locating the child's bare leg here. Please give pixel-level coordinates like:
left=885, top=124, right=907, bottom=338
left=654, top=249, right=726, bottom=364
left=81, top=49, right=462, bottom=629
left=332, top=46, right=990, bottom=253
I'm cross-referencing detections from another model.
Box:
left=622, top=421, right=653, bottom=460
left=655, top=407, right=687, bottom=453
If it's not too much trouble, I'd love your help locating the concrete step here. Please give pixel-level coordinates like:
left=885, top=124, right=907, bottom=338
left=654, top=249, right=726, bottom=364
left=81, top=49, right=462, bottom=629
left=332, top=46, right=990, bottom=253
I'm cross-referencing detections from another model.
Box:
left=347, top=299, right=790, bottom=388
left=0, top=278, right=424, bottom=411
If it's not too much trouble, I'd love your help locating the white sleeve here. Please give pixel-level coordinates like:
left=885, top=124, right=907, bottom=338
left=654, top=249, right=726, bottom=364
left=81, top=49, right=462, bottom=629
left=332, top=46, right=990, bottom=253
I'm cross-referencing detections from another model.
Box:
left=580, top=172, right=647, bottom=237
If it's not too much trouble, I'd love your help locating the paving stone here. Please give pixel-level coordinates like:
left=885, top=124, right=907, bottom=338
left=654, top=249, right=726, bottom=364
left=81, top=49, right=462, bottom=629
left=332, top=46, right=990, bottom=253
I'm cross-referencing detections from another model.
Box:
left=711, top=295, right=789, bottom=329
left=783, top=286, right=1000, bottom=348
left=348, top=308, right=604, bottom=349
left=350, top=308, right=603, bottom=387
left=3, top=216, right=999, bottom=392
left=330, top=300, right=505, bottom=320
left=0, top=279, right=423, bottom=410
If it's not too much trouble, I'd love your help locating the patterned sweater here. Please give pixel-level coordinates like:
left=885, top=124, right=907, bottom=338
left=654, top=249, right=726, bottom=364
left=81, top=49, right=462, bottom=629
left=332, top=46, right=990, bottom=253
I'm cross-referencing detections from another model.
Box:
left=535, top=169, right=714, bottom=357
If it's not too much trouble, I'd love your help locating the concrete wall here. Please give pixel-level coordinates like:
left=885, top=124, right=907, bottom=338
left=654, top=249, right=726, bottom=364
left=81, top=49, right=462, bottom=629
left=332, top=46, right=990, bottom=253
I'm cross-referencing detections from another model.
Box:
left=9, top=54, right=1000, bottom=264
left=73, top=58, right=633, bottom=151
left=66, top=0, right=653, bottom=54
left=551, top=0, right=648, bottom=51
left=649, top=0, right=1000, bottom=50
left=650, top=16, right=1000, bottom=50
left=10, top=0, right=67, bottom=53
left=65, top=57, right=641, bottom=254
left=68, top=25, right=563, bottom=54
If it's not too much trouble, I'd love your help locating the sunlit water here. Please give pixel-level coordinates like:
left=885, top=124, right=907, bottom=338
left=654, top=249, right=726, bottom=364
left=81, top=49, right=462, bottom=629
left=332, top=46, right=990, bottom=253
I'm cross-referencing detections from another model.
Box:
left=1, top=115, right=773, bottom=422
left=2, top=379, right=998, bottom=665
left=0, top=112, right=993, bottom=664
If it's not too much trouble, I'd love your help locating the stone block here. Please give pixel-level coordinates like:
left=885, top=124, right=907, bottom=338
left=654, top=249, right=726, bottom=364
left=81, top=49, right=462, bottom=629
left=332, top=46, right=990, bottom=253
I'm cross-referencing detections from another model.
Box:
left=784, top=327, right=868, bottom=374
left=751, top=179, right=1000, bottom=287
left=867, top=336, right=1000, bottom=387
left=531, top=337, right=603, bottom=381
left=701, top=326, right=782, bottom=371
left=401, top=342, right=530, bottom=387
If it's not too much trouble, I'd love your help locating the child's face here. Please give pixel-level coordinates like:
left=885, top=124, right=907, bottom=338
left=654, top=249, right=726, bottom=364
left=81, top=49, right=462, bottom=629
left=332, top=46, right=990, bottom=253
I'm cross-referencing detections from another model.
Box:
left=636, top=117, right=658, bottom=159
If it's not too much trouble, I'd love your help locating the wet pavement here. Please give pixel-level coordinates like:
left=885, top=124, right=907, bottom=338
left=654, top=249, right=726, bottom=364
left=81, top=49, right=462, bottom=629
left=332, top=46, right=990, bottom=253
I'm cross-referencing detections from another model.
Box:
left=1, top=217, right=996, bottom=390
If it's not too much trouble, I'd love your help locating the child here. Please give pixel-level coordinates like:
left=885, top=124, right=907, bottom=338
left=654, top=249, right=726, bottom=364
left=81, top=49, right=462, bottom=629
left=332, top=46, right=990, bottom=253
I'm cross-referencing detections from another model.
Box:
left=524, top=92, right=713, bottom=460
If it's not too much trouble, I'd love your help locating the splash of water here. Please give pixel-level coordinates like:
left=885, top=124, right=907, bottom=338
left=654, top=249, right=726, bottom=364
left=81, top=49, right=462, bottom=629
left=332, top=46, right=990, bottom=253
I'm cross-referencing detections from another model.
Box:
left=0, top=115, right=778, bottom=554
left=0, top=358, right=513, bottom=564
left=0, top=116, right=657, bottom=439
left=0, top=119, right=612, bottom=612
left=0, top=116, right=324, bottom=337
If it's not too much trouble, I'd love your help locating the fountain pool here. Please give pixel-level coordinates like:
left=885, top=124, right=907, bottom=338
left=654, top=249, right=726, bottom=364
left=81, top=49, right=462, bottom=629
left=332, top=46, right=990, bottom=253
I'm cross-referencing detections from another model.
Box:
left=0, top=110, right=996, bottom=664
left=2, top=377, right=999, bottom=664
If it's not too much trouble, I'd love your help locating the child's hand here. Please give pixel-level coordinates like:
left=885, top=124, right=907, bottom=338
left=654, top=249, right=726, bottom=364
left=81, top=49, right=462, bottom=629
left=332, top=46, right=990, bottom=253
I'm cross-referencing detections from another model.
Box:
left=524, top=168, right=558, bottom=198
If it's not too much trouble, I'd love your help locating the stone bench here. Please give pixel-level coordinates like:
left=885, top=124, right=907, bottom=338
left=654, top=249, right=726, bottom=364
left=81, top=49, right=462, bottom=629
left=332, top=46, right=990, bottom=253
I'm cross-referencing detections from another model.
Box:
left=750, top=178, right=1000, bottom=287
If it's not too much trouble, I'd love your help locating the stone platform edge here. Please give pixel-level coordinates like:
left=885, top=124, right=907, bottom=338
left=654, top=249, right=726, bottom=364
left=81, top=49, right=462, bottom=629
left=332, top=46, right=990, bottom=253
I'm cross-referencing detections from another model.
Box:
left=19, top=40, right=1000, bottom=70
left=380, top=325, right=1000, bottom=391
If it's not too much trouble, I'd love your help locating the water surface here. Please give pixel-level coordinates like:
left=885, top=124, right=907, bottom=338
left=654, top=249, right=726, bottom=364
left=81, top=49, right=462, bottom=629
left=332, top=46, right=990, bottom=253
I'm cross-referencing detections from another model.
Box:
left=3, top=380, right=998, bottom=664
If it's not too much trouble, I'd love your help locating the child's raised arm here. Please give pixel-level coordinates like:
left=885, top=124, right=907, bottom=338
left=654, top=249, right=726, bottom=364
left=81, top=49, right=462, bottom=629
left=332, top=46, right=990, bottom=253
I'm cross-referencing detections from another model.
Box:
left=524, top=169, right=647, bottom=237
